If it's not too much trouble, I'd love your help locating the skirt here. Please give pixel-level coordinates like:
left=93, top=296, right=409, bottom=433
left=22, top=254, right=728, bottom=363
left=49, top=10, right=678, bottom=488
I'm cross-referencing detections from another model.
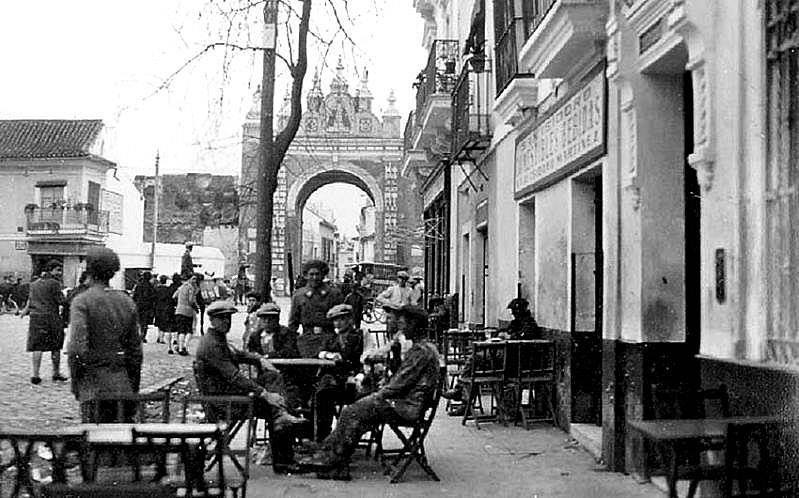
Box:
left=27, top=313, right=65, bottom=352
left=154, top=309, right=174, bottom=331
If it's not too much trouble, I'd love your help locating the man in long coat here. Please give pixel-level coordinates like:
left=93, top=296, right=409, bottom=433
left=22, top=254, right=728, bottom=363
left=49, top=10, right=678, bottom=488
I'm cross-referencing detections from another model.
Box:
left=67, top=248, right=142, bottom=422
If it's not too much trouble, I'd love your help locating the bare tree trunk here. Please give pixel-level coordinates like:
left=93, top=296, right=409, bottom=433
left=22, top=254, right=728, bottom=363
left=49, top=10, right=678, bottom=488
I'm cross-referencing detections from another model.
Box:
left=255, top=0, right=312, bottom=301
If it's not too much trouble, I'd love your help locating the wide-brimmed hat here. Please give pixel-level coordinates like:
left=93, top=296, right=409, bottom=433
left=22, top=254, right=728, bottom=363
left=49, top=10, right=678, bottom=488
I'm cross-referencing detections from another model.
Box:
left=327, top=304, right=353, bottom=319
left=207, top=300, right=237, bottom=318
left=256, top=302, right=281, bottom=317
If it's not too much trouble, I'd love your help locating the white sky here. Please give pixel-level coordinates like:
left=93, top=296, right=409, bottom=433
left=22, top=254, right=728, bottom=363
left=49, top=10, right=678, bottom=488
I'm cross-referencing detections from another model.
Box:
left=0, top=0, right=425, bottom=236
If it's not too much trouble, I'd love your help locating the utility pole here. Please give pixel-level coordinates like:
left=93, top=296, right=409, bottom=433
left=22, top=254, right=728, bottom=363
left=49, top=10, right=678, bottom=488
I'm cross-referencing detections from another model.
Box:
left=255, top=0, right=278, bottom=300
left=150, top=151, right=160, bottom=270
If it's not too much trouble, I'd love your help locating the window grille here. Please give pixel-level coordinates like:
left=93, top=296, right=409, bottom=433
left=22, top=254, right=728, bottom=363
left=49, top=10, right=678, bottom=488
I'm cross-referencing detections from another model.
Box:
left=765, top=0, right=799, bottom=366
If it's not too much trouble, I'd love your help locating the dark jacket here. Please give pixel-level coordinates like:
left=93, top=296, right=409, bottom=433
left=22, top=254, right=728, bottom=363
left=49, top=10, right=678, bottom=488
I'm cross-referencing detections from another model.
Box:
left=195, top=328, right=265, bottom=397
left=246, top=324, right=299, bottom=358
left=288, top=283, right=343, bottom=333
left=181, top=251, right=194, bottom=279
left=378, top=340, right=440, bottom=421
left=132, top=281, right=156, bottom=314
left=509, top=313, right=541, bottom=340
left=327, top=326, right=364, bottom=378
left=67, top=284, right=143, bottom=402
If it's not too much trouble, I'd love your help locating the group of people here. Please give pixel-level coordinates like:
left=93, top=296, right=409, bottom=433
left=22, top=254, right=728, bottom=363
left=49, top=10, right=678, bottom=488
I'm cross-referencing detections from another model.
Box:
left=194, top=259, right=442, bottom=479
left=0, top=274, right=29, bottom=314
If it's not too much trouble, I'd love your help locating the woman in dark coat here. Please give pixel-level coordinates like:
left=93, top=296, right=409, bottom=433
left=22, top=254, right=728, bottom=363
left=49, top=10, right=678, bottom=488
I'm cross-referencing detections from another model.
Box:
left=153, top=274, right=176, bottom=346
left=132, top=272, right=156, bottom=343
left=21, top=260, right=67, bottom=385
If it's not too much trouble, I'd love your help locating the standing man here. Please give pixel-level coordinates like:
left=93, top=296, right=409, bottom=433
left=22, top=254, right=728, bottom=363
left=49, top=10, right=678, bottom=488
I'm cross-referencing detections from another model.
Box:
left=67, top=247, right=142, bottom=422
left=288, top=260, right=343, bottom=336
left=343, top=281, right=366, bottom=330
left=21, top=260, right=67, bottom=385
left=173, top=273, right=199, bottom=356
left=181, top=241, right=195, bottom=279
left=132, top=271, right=156, bottom=343
left=196, top=273, right=219, bottom=335
left=409, top=269, right=425, bottom=306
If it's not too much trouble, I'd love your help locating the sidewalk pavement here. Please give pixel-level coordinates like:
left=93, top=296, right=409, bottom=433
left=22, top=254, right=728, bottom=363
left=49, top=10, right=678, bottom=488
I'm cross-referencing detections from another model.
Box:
left=244, top=409, right=660, bottom=497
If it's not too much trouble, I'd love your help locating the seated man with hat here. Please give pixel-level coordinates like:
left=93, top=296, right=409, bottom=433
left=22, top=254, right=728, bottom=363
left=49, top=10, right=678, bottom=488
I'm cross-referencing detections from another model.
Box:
left=246, top=302, right=298, bottom=358
left=312, top=304, right=364, bottom=441
left=195, top=300, right=307, bottom=473
left=301, top=305, right=440, bottom=480
left=442, top=297, right=541, bottom=407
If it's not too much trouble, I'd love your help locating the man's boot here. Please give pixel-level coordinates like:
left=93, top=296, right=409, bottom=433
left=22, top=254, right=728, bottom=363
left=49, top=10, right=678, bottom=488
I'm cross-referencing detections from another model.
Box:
left=263, top=391, right=308, bottom=432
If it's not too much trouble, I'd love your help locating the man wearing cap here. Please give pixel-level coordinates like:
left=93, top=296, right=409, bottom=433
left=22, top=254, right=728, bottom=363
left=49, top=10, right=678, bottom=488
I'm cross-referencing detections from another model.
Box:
left=301, top=305, right=439, bottom=480
left=246, top=302, right=298, bottom=358
left=313, top=304, right=364, bottom=441
left=288, top=259, right=343, bottom=336
left=195, top=300, right=307, bottom=473
left=409, top=269, right=425, bottom=307
left=67, top=247, right=142, bottom=422
left=442, top=297, right=541, bottom=406
left=21, top=259, right=67, bottom=385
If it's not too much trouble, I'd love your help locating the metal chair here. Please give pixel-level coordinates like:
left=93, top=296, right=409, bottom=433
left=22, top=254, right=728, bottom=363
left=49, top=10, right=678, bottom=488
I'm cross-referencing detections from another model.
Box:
left=442, top=329, right=484, bottom=413
left=507, top=340, right=555, bottom=429
left=180, top=394, right=254, bottom=497
left=461, top=341, right=507, bottom=428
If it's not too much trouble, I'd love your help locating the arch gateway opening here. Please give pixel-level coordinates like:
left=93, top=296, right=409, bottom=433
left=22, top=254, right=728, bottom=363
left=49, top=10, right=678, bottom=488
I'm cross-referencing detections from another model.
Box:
left=238, top=62, right=423, bottom=296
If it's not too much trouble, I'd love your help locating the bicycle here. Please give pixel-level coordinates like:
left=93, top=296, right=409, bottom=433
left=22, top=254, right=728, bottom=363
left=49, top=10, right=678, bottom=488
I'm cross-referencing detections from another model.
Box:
left=361, top=299, right=386, bottom=324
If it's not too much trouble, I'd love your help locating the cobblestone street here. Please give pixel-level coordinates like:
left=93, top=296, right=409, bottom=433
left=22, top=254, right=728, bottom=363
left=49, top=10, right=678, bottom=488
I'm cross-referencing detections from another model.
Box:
left=0, top=311, right=204, bottom=431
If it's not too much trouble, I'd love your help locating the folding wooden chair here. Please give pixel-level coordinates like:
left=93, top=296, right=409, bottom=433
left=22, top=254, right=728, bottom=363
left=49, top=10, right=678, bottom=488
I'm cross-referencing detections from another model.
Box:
left=461, top=341, right=507, bottom=428
left=132, top=426, right=225, bottom=497
left=88, top=391, right=172, bottom=423
left=442, top=329, right=484, bottom=413
left=0, top=430, right=89, bottom=497
left=508, top=340, right=555, bottom=429
left=378, top=366, right=446, bottom=483
left=180, top=394, right=254, bottom=497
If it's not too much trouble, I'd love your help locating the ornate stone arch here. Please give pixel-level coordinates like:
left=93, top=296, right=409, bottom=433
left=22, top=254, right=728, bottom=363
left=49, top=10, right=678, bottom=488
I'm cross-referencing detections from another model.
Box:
left=286, top=161, right=384, bottom=217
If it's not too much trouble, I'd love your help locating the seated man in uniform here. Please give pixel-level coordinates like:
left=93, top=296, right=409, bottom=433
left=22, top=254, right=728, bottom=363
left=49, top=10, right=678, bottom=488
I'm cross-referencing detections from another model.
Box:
left=314, top=304, right=364, bottom=441
left=195, top=301, right=307, bottom=474
left=300, top=305, right=440, bottom=480
left=442, top=297, right=541, bottom=408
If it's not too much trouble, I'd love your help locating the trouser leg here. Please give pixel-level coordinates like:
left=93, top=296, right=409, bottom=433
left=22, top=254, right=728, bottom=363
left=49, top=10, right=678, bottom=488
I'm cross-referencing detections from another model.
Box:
left=257, top=393, right=295, bottom=465
left=322, top=393, right=395, bottom=466
left=51, top=351, right=62, bottom=376
left=32, top=351, right=42, bottom=378
left=315, top=386, right=339, bottom=442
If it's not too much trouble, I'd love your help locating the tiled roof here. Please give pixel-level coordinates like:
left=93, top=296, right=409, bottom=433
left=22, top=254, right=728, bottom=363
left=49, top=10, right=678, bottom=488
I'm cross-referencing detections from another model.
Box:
left=0, top=119, right=104, bottom=159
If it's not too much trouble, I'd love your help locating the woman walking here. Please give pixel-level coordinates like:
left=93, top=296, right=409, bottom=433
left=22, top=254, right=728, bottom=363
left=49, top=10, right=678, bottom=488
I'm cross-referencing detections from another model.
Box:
left=132, top=272, right=156, bottom=343
left=153, top=275, right=176, bottom=348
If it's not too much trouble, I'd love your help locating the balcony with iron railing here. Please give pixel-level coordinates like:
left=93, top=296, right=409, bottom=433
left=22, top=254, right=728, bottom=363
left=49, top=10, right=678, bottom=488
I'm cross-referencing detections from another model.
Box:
left=403, top=111, right=416, bottom=152
left=493, top=5, right=538, bottom=125
left=451, top=57, right=493, bottom=160
left=518, top=0, right=608, bottom=79
left=25, top=206, right=110, bottom=242
left=412, top=39, right=460, bottom=150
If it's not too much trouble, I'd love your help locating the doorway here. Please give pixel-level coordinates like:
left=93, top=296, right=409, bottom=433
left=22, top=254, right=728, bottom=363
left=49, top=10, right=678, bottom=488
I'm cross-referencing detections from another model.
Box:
left=683, top=71, right=701, bottom=354
left=571, top=168, right=603, bottom=428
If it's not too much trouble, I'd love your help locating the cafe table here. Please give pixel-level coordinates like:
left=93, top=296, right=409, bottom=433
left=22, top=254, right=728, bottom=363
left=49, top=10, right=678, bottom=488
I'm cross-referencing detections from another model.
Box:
left=60, top=423, right=224, bottom=488
left=628, top=416, right=780, bottom=498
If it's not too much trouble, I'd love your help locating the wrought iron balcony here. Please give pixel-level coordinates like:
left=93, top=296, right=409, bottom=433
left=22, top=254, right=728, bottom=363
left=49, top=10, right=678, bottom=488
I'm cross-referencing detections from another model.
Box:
left=415, top=39, right=460, bottom=122
left=26, top=207, right=109, bottom=240
left=495, top=2, right=537, bottom=96
left=522, top=0, right=557, bottom=40
left=451, top=57, right=493, bottom=160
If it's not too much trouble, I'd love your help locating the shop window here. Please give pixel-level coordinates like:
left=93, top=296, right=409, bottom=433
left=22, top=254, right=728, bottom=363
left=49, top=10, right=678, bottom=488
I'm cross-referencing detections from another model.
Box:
left=765, top=0, right=799, bottom=366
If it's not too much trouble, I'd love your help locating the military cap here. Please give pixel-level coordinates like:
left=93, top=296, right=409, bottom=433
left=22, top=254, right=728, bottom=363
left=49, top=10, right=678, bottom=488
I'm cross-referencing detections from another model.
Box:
left=326, top=303, right=353, bottom=319
left=396, top=270, right=410, bottom=279
left=507, top=297, right=530, bottom=311
left=256, top=302, right=281, bottom=317
left=206, top=300, right=237, bottom=318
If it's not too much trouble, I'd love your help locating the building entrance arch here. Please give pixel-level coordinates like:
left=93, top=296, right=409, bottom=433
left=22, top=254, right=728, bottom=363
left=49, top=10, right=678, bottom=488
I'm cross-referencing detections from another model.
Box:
left=286, top=163, right=385, bottom=272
